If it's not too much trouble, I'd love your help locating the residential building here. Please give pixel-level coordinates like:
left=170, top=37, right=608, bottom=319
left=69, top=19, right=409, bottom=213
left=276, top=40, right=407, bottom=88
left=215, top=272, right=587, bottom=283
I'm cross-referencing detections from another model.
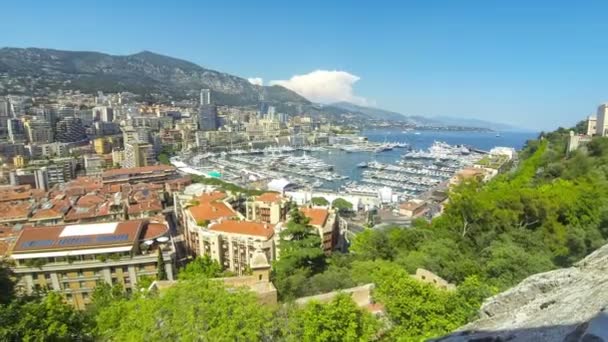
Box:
left=200, top=89, right=211, bottom=106
left=92, top=106, right=114, bottom=122
left=55, top=117, right=86, bottom=143
left=7, top=118, right=26, bottom=143
left=93, top=137, right=112, bottom=154
left=587, top=115, right=597, bottom=136
left=84, top=155, right=105, bottom=176
left=399, top=199, right=428, bottom=218
left=24, top=119, right=54, bottom=144
left=300, top=207, right=340, bottom=254
left=246, top=192, right=289, bottom=224
left=13, top=155, right=25, bottom=168
left=596, top=104, right=608, bottom=137
left=198, top=105, right=218, bottom=131
left=9, top=168, right=49, bottom=191
left=6, top=220, right=175, bottom=310
left=123, top=142, right=156, bottom=168
left=101, top=165, right=177, bottom=185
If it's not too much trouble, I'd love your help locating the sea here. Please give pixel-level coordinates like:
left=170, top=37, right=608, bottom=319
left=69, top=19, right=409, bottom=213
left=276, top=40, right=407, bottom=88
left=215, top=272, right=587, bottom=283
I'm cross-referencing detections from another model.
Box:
left=294, top=129, right=538, bottom=187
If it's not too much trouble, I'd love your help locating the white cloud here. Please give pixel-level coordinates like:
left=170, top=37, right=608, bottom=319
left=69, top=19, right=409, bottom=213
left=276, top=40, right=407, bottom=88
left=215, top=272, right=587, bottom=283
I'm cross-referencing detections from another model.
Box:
left=247, top=77, right=264, bottom=86
left=270, top=70, right=370, bottom=106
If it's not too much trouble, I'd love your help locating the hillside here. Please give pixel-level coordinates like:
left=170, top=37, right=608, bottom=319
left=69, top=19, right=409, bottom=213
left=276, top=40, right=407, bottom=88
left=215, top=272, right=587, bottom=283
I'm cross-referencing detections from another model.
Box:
left=0, top=47, right=309, bottom=107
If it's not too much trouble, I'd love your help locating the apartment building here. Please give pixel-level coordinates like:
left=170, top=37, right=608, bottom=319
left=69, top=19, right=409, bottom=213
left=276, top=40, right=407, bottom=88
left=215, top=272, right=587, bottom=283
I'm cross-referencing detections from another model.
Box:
left=101, top=165, right=177, bottom=185
left=300, top=207, right=340, bottom=254
left=245, top=192, right=289, bottom=224
left=7, top=220, right=175, bottom=310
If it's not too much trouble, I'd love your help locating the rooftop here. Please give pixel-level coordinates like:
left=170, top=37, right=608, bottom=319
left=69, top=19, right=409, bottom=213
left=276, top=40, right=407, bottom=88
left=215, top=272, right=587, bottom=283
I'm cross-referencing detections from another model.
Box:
left=102, top=165, right=175, bottom=178
left=256, top=192, right=283, bottom=203
left=300, top=207, right=329, bottom=227
left=209, top=220, right=274, bottom=239
left=11, top=220, right=145, bottom=255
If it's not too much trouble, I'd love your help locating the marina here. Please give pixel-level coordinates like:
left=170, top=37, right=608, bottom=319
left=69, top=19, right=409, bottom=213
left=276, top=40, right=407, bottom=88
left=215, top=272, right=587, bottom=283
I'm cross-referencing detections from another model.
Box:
left=172, top=129, right=532, bottom=203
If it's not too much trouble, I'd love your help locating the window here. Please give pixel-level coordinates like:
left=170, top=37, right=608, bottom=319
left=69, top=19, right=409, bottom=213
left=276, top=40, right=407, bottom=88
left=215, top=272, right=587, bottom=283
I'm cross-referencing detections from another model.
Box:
left=82, top=293, right=89, bottom=300
left=122, top=267, right=129, bottom=274
left=79, top=281, right=85, bottom=288
left=77, top=270, right=84, bottom=277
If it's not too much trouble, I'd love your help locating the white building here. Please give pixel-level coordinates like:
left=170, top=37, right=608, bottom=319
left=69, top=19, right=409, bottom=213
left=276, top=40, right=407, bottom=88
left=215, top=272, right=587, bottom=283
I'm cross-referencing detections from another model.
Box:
left=596, top=104, right=608, bottom=137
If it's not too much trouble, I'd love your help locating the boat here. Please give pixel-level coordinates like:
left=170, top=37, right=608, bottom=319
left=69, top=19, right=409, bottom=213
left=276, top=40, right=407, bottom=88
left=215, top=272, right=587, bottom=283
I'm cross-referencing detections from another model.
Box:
left=496, top=132, right=501, bottom=137
left=414, top=132, right=421, bottom=135
left=357, top=162, right=368, bottom=168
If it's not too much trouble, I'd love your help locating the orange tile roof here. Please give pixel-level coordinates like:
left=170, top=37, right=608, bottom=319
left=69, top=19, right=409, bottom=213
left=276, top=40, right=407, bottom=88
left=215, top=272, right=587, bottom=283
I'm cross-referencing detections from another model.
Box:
left=196, top=191, right=227, bottom=204
left=0, top=202, right=32, bottom=222
left=76, top=194, right=106, bottom=208
left=127, top=200, right=163, bottom=215
left=256, top=192, right=283, bottom=203
left=189, top=201, right=235, bottom=222
left=210, top=220, right=274, bottom=239
left=142, top=222, right=169, bottom=240
left=300, top=207, right=329, bottom=227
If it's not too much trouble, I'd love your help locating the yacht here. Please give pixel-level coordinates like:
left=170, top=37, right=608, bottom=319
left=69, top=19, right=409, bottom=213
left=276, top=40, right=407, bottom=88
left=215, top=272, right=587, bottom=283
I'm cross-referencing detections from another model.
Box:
left=357, top=162, right=368, bottom=168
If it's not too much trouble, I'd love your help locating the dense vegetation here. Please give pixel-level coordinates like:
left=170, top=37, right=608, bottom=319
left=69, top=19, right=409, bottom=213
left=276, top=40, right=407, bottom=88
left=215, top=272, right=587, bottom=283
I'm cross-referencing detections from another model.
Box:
left=1, top=126, right=607, bottom=340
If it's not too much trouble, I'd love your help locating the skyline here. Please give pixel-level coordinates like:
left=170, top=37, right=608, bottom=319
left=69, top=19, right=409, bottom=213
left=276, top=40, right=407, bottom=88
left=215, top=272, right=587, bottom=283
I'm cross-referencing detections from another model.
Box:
left=2, top=1, right=608, bottom=130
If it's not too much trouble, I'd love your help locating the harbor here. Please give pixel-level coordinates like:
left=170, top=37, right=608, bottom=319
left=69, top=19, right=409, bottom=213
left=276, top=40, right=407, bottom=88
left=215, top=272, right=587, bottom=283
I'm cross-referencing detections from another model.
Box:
left=172, top=131, right=507, bottom=203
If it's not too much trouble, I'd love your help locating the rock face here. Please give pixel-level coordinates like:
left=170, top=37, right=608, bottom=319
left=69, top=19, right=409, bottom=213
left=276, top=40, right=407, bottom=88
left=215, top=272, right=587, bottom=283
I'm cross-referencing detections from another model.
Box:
left=438, top=244, right=608, bottom=342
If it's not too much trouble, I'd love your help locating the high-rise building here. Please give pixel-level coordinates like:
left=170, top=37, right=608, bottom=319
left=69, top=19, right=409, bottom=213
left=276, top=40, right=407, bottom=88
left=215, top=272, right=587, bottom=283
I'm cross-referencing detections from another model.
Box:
left=7, top=118, right=26, bottom=143
left=586, top=116, right=597, bottom=136
left=0, top=99, right=9, bottom=140
left=198, top=105, right=218, bottom=131
left=55, top=117, right=86, bottom=143
left=259, top=101, right=270, bottom=117
left=92, top=106, right=114, bottom=122
left=84, top=154, right=105, bottom=176
left=124, top=142, right=156, bottom=168
left=25, top=119, right=54, bottom=144
left=596, top=104, right=608, bottom=137
left=200, top=89, right=211, bottom=106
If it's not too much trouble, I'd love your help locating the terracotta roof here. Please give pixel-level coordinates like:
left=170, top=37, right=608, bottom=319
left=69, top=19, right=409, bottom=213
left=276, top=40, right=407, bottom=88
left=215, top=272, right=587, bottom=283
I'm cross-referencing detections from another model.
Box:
left=142, top=222, right=169, bottom=240
left=210, top=220, right=274, bottom=239
left=196, top=191, right=227, bottom=204
left=256, top=192, right=283, bottom=203
left=300, top=207, right=329, bottom=227
left=0, top=185, right=37, bottom=203
left=128, top=199, right=163, bottom=215
left=76, top=194, right=106, bottom=208
left=102, top=165, right=175, bottom=177
left=0, top=202, right=32, bottom=222
left=189, top=201, right=235, bottom=223
left=11, top=220, right=145, bottom=253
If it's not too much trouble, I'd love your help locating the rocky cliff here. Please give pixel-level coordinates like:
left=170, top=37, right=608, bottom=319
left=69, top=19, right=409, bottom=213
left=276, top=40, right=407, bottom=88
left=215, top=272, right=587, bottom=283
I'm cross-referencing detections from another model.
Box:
left=438, top=244, right=608, bottom=342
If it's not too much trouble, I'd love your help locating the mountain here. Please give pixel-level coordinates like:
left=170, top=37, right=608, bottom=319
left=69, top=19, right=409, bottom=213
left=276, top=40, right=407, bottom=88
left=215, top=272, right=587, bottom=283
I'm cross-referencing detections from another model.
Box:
left=438, top=243, right=608, bottom=341
left=431, top=116, right=524, bottom=131
left=0, top=48, right=309, bottom=107
left=329, top=101, right=440, bottom=125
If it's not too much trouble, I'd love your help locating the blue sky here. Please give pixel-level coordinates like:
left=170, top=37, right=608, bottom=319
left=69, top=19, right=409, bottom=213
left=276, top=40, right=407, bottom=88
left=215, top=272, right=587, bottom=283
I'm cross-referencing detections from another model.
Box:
left=2, top=0, right=608, bottom=130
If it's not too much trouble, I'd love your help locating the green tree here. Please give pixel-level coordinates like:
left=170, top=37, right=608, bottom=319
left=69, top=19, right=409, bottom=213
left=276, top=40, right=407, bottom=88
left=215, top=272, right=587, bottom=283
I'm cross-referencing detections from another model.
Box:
left=156, top=250, right=167, bottom=280
left=178, top=255, right=223, bottom=280
left=311, top=197, right=330, bottom=206
left=332, top=198, right=353, bottom=213
left=285, top=294, right=379, bottom=342
left=94, top=278, right=273, bottom=341
left=0, top=261, right=14, bottom=305
left=0, top=292, right=91, bottom=341
left=273, top=206, right=327, bottom=299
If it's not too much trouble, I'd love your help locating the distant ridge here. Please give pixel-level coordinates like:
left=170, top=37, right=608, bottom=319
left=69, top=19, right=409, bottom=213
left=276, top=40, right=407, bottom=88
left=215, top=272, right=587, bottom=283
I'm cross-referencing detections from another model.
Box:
left=0, top=47, right=309, bottom=108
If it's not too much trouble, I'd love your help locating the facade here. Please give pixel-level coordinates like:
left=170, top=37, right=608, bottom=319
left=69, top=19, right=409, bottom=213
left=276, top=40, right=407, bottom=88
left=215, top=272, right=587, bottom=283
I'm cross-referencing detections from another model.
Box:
left=586, top=115, right=597, bottom=136
left=92, top=106, right=114, bottom=122
left=7, top=118, right=26, bottom=143
left=93, top=137, right=112, bottom=154
left=55, top=117, right=87, bottom=143
left=101, top=165, right=177, bottom=185
left=84, top=155, right=105, bottom=176
left=25, top=119, right=54, bottom=144
left=399, top=199, right=428, bottom=218
left=596, top=104, right=608, bottom=137
left=200, top=89, right=211, bottom=106
left=245, top=192, right=289, bottom=224
left=198, top=105, right=218, bottom=131
left=300, top=207, right=340, bottom=254
left=7, top=220, right=175, bottom=310
left=123, top=142, right=156, bottom=168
